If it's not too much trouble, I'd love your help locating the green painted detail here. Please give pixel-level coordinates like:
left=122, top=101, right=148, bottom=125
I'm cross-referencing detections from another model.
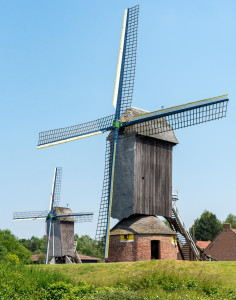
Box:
left=49, top=214, right=53, bottom=219
left=113, top=120, right=121, bottom=129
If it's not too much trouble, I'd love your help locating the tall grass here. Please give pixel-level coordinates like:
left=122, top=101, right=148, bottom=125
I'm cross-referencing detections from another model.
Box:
left=1, top=260, right=236, bottom=299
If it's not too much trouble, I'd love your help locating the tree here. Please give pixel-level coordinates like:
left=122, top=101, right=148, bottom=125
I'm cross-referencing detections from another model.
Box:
left=75, top=235, right=103, bottom=258
left=19, top=235, right=47, bottom=254
left=0, top=229, right=31, bottom=263
left=191, top=210, right=222, bottom=241
left=224, top=214, right=236, bottom=229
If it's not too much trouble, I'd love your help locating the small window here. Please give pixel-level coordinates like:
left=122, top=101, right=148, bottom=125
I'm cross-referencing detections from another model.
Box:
left=120, top=234, right=134, bottom=242
left=151, top=240, right=160, bottom=259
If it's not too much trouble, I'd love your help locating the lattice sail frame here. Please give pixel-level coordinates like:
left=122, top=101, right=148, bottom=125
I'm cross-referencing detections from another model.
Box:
left=95, top=138, right=113, bottom=252
left=114, top=5, right=139, bottom=115
left=38, top=115, right=115, bottom=148
left=123, top=96, right=228, bottom=136
left=53, top=167, right=62, bottom=207
left=13, top=210, right=49, bottom=221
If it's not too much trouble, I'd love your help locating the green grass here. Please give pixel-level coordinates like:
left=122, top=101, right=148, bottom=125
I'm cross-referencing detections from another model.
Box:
left=41, top=259, right=236, bottom=288
left=1, top=260, right=236, bottom=299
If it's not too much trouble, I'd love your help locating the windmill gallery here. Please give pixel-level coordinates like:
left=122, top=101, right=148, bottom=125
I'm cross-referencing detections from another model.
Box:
left=17, top=5, right=229, bottom=263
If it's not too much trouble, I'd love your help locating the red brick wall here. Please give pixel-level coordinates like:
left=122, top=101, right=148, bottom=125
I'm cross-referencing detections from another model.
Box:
left=108, top=234, right=177, bottom=262
left=205, top=229, right=236, bottom=261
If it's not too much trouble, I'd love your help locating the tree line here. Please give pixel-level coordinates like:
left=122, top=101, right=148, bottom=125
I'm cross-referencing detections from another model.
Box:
left=0, top=212, right=235, bottom=263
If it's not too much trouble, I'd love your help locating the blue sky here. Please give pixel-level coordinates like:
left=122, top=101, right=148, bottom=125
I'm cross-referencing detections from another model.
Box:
left=0, top=0, right=235, bottom=239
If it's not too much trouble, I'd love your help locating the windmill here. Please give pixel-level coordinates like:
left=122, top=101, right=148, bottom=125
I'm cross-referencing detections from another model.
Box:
left=37, top=5, right=229, bottom=260
left=13, top=167, right=93, bottom=264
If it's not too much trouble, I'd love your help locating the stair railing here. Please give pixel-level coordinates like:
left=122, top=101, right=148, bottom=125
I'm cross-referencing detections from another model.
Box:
left=172, top=202, right=199, bottom=259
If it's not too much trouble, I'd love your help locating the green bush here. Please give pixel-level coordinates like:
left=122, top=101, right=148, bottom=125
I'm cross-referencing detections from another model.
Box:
left=0, top=229, right=32, bottom=263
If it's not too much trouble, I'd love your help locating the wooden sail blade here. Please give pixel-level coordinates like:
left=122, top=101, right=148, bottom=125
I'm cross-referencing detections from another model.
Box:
left=54, top=212, right=93, bottom=223
left=113, top=5, right=139, bottom=115
left=95, top=138, right=113, bottom=258
left=122, top=95, right=229, bottom=135
left=51, top=167, right=62, bottom=208
left=13, top=210, right=49, bottom=221
left=37, top=115, right=114, bottom=149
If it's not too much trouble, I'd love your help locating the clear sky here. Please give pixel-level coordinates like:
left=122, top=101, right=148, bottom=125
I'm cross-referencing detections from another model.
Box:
left=0, top=0, right=235, bottom=239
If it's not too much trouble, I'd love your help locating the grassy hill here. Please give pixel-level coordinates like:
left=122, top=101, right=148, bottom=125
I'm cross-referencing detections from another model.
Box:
left=1, top=260, right=236, bottom=299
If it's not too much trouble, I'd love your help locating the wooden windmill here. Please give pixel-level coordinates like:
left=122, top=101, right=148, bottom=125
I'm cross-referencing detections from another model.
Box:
left=37, top=5, right=229, bottom=260
left=13, top=167, right=93, bottom=264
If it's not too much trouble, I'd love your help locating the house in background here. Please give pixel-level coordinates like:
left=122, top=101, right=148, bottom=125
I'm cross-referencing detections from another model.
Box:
left=75, top=253, right=100, bottom=263
left=196, top=241, right=211, bottom=251
left=205, top=223, right=236, bottom=261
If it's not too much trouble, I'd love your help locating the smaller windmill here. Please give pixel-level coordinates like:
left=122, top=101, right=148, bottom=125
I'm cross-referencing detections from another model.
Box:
left=13, top=167, right=93, bottom=264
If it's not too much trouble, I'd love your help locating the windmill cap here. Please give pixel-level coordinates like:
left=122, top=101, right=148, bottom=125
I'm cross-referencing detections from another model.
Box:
left=110, top=214, right=176, bottom=236
left=120, top=107, right=179, bottom=144
left=53, top=206, right=75, bottom=222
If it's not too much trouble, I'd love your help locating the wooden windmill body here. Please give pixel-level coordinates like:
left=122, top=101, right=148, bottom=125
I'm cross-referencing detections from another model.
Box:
left=46, top=207, right=75, bottom=259
left=112, top=107, right=178, bottom=220
left=13, top=168, right=93, bottom=264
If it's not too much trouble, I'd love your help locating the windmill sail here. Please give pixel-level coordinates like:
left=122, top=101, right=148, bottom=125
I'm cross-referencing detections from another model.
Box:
left=53, top=167, right=62, bottom=207
left=95, top=138, right=113, bottom=255
left=122, top=95, right=228, bottom=136
left=38, top=115, right=114, bottom=149
left=55, top=212, right=93, bottom=223
left=113, top=5, right=139, bottom=115
left=13, top=210, right=49, bottom=221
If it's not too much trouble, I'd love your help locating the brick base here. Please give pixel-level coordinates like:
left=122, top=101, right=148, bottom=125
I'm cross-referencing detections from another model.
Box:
left=108, top=234, right=177, bottom=262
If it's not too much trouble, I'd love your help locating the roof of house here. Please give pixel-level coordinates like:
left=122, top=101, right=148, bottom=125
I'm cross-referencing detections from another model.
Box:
left=31, top=254, right=40, bottom=262
left=196, top=241, right=211, bottom=250
left=30, top=254, right=45, bottom=262
left=110, top=214, right=176, bottom=236
left=222, top=223, right=236, bottom=235
left=120, top=107, right=179, bottom=145
left=75, top=253, right=100, bottom=261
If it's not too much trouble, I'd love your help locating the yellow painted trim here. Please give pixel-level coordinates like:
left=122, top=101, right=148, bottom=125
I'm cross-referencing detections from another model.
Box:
left=132, top=94, right=229, bottom=119
left=37, top=131, right=103, bottom=149
left=171, top=235, right=177, bottom=245
left=120, top=234, right=134, bottom=241
left=112, top=10, right=127, bottom=108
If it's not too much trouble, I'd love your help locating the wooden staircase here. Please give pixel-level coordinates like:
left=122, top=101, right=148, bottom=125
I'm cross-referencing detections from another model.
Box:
left=165, top=191, right=199, bottom=261
left=165, top=191, right=217, bottom=261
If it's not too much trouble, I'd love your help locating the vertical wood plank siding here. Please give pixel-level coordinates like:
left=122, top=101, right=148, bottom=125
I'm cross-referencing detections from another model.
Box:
left=61, top=221, right=75, bottom=257
left=134, top=135, right=173, bottom=218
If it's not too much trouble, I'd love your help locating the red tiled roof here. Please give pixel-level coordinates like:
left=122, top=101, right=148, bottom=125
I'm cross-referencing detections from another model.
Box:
left=196, top=241, right=211, bottom=249
left=31, top=254, right=40, bottom=261
left=76, top=253, right=100, bottom=261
